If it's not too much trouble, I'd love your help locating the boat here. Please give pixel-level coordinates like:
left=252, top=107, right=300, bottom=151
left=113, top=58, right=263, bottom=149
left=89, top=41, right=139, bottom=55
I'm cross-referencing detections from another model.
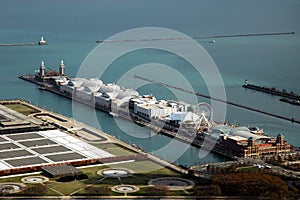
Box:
left=280, top=98, right=300, bottom=106
left=109, top=112, right=119, bottom=117
left=249, top=127, right=264, bottom=135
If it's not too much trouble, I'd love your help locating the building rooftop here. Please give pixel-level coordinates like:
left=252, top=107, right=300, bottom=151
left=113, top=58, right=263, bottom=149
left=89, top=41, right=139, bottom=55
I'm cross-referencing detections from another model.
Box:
left=42, top=165, right=82, bottom=177
left=230, top=130, right=268, bottom=141
left=165, top=112, right=200, bottom=122
left=0, top=130, right=114, bottom=171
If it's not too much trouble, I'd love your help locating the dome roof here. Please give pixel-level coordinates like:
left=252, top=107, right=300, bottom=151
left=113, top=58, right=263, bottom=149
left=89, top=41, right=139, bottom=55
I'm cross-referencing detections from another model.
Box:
left=99, top=84, right=120, bottom=97
left=117, top=89, right=139, bottom=99
left=81, top=80, right=102, bottom=93
left=46, top=70, right=60, bottom=77
left=230, top=130, right=268, bottom=141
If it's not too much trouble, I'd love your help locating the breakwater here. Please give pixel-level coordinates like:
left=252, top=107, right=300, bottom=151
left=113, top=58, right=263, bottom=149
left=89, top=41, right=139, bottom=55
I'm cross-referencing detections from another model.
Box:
left=134, top=75, right=300, bottom=124
left=96, top=31, right=295, bottom=43
left=243, top=83, right=300, bottom=101
left=0, top=43, right=38, bottom=47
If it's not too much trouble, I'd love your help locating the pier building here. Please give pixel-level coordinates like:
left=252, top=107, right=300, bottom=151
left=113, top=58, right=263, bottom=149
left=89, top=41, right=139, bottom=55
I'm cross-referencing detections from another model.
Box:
left=218, top=128, right=291, bottom=158
left=129, top=96, right=180, bottom=121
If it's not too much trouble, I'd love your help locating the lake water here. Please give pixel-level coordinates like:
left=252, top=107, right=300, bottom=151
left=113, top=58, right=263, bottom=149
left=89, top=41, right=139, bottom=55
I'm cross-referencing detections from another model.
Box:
left=0, top=0, right=299, bottom=166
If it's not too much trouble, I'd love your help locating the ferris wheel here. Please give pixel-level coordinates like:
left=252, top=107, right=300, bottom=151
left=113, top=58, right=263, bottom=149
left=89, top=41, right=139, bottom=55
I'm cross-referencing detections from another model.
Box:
left=193, top=102, right=213, bottom=127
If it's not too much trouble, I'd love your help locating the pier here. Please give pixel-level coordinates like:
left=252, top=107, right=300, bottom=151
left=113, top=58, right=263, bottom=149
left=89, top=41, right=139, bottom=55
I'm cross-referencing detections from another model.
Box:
left=134, top=75, right=300, bottom=124
left=19, top=75, right=237, bottom=159
left=19, top=68, right=297, bottom=160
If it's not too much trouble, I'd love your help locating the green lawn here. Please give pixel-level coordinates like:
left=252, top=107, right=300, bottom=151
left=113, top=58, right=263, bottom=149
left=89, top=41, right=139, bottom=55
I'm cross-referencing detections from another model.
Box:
left=237, top=166, right=260, bottom=173
left=92, top=143, right=136, bottom=157
left=4, top=103, right=40, bottom=116
left=45, top=181, right=86, bottom=196
left=109, top=160, right=178, bottom=175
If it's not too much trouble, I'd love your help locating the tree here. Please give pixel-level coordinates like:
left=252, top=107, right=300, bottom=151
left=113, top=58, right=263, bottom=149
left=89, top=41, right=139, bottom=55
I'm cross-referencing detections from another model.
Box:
left=85, top=185, right=110, bottom=196
left=230, top=163, right=237, bottom=172
left=212, top=172, right=288, bottom=197
left=147, top=186, right=168, bottom=197
left=24, top=184, right=47, bottom=196
left=192, top=185, right=221, bottom=196
left=187, top=169, right=195, bottom=177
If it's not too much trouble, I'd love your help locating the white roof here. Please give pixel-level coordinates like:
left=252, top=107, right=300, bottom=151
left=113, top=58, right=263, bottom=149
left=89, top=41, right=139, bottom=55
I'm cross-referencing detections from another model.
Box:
left=227, top=135, right=248, bottom=141
left=230, top=130, right=268, bottom=141
left=166, top=112, right=200, bottom=122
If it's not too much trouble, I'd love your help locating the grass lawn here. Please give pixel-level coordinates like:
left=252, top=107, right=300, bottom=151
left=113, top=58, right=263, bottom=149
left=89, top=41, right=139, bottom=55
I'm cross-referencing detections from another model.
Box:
left=45, top=180, right=86, bottom=196
left=92, top=143, right=136, bottom=157
left=237, top=166, right=260, bottom=173
left=0, top=176, right=23, bottom=183
left=4, top=103, right=40, bottom=116
left=110, top=160, right=177, bottom=174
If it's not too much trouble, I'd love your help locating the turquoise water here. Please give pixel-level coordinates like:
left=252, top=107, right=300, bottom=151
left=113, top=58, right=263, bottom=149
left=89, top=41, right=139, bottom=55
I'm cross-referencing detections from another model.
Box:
left=0, top=0, right=300, bottom=166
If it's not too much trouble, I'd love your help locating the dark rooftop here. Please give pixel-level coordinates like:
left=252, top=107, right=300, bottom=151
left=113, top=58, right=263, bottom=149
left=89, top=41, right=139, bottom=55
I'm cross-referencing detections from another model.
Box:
left=42, top=165, right=83, bottom=177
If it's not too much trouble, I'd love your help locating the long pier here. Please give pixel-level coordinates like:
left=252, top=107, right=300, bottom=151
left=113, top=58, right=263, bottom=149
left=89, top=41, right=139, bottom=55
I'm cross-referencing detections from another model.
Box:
left=134, top=75, right=300, bottom=124
left=19, top=75, right=238, bottom=159
left=96, top=31, right=295, bottom=43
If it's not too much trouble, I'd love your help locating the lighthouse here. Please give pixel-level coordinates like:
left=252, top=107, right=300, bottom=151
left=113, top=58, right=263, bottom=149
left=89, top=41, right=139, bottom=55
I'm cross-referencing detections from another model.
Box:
left=38, top=35, right=46, bottom=45
left=39, top=61, right=46, bottom=77
left=59, top=60, right=65, bottom=76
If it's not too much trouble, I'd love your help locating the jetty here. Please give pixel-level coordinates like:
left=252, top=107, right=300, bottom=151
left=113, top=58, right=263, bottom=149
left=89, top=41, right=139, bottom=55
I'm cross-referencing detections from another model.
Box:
left=0, top=43, right=38, bottom=47
left=96, top=31, right=295, bottom=43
